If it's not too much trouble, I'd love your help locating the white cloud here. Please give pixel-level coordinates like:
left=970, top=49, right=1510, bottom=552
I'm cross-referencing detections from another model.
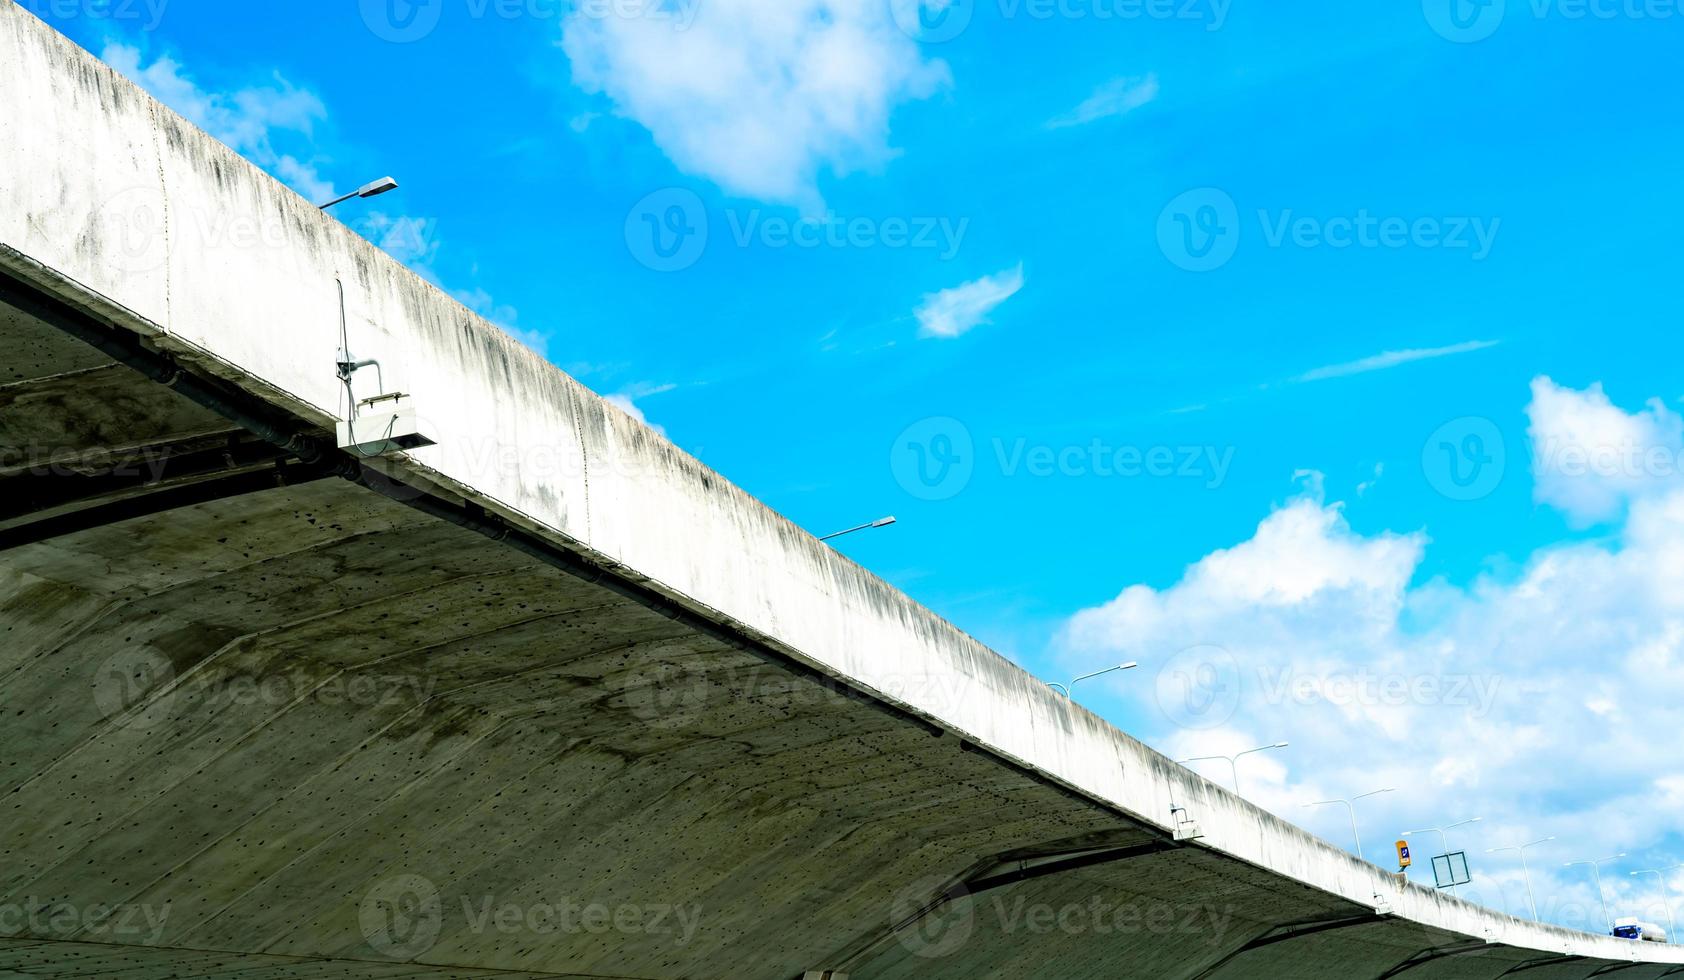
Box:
left=915, top=264, right=1025, bottom=339
left=100, top=43, right=334, bottom=202
left=360, top=212, right=441, bottom=270
left=1293, top=340, right=1499, bottom=383
left=561, top=0, right=950, bottom=206
left=605, top=390, right=670, bottom=437
left=1060, top=378, right=1684, bottom=931
left=617, top=380, right=679, bottom=401
left=1046, top=75, right=1160, bottom=129
left=1357, top=463, right=1385, bottom=497
left=1529, top=376, right=1684, bottom=526
left=453, top=287, right=549, bottom=358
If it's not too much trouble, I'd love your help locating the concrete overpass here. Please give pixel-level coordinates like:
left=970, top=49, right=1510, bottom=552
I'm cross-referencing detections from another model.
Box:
left=0, top=4, right=1678, bottom=976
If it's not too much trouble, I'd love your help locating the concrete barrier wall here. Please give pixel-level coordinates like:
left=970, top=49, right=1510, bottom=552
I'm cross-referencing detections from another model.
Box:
left=0, top=3, right=1673, bottom=969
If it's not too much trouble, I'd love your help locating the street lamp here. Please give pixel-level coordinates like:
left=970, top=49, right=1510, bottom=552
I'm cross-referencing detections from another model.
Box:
left=317, top=176, right=400, bottom=210
left=819, top=516, right=897, bottom=542
left=1630, top=867, right=1680, bottom=937
left=1304, top=788, right=1394, bottom=861
left=1178, top=742, right=1289, bottom=796
left=1486, top=837, right=1555, bottom=922
left=1047, top=663, right=1138, bottom=698
left=1564, top=853, right=1627, bottom=932
left=1401, top=817, right=1482, bottom=894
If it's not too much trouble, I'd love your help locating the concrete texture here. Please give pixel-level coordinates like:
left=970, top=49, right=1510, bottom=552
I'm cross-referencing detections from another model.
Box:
left=1, top=3, right=1680, bottom=977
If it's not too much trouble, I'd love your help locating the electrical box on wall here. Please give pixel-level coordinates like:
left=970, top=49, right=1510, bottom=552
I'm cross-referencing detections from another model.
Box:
left=336, top=393, right=436, bottom=457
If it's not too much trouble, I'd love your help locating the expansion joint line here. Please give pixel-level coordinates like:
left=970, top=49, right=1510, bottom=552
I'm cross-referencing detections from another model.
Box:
left=1375, top=942, right=1499, bottom=979
left=811, top=837, right=1182, bottom=978
left=1500, top=955, right=1584, bottom=975
left=1185, top=912, right=1390, bottom=980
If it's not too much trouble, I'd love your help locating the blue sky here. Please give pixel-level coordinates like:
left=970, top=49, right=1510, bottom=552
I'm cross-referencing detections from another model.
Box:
left=30, top=0, right=1684, bottom=933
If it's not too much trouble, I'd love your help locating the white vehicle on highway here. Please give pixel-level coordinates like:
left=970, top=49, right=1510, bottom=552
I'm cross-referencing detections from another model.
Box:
left=1613, top=918, right=1669, bottom=943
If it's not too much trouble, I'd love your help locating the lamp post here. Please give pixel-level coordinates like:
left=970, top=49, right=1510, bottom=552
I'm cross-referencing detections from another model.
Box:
left=1630, top=867, right=1680, bottom=937
left=1178, top=742, right=1289, bottom=795
left=317, top=176, right=400, bottom=211
left=1401, top=817, right=1482, bottom=894
left=1564, top=853, right=1627, bottom=933
left=819, top=516, right=897, bottom=542
left=1304, top=788, right=1394, bottom=861
left=1485, top=838, right=1554, bottom=922
left=1046, top=663, right=1138, bottom=698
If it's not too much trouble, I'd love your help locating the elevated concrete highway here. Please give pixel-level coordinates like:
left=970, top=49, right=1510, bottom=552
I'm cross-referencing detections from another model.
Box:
left=0, top=4, right=1679, bottom=977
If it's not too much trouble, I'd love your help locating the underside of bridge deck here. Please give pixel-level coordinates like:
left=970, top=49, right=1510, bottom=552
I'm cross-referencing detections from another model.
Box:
left=0, top=275, right=1380, bottom=978
left=9, top=267, right=1668, bottom=980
